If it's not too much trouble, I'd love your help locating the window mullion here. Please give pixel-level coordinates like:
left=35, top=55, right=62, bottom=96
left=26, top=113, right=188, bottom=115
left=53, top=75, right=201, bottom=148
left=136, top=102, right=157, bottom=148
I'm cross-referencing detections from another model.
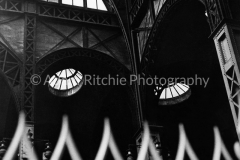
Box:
left=84, top=0, right=87, bottom=8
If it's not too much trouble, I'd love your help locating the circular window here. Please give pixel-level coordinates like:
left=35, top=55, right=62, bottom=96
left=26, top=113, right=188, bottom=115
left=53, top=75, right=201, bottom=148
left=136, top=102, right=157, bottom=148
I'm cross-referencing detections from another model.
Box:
left=154, top=83, right=191, bottom=105
left=48, top=68, right=84, bottom=97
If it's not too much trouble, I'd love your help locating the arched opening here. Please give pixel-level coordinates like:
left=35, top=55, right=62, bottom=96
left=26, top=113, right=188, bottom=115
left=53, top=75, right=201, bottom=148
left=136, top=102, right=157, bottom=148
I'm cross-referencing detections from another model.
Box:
left=34, top=49, right=136, bottom=160
left=144, top=0, right=238, bottom=158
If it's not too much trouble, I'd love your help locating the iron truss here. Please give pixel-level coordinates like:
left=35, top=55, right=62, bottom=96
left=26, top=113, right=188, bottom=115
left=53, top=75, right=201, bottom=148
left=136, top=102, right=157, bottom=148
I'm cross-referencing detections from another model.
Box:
left=36, top=48, right=130, bottom=76
left=0, top=0, right=119, bottom=28
left=23, top=14, right=36, bottom=122
left=205, top=0, right=223, bottom=32
left=0, top=0, right=22, bottom=13
left=140, top=0, right=180, bottom=78
left=129, top=0, right=145, bottom=26
left=0, top=41, right=21, bottom=87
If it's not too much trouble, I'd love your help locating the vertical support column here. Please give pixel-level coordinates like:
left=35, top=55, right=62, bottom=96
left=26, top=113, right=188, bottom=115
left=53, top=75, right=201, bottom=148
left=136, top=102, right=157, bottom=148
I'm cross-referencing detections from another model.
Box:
left=23, top=13, right=36, bottom=123
left=20, top=1, right=37, bottom=159
left=213, top=25, right=240, bottom=141
left=205, top=0, right=240, bottom=141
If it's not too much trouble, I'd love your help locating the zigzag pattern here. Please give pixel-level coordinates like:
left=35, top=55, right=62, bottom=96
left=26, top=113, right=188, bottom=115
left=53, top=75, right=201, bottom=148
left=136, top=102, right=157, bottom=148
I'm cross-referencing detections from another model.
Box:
left=1, top=112, right=240, bottom=160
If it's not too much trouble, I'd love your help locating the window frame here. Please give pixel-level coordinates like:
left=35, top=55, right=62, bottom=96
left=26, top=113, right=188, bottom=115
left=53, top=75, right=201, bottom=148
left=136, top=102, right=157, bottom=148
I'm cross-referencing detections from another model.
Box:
left=39, top=0, right=108, bottom=11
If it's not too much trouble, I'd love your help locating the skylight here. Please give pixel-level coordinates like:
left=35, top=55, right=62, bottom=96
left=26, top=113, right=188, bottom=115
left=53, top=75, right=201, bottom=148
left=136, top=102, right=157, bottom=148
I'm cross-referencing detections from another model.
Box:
left=48, top=68, right=84, bottom=97
left=41, top=0, right=108, bottom=11
left=154, top=83, right=191, bottom=105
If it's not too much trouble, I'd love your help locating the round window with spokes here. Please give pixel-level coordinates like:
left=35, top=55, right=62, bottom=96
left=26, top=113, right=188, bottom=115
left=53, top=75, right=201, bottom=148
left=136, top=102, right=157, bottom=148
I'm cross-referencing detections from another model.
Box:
left=154, top=83, right=191, bottom=105
left=48, top=68, right=84, bottom=97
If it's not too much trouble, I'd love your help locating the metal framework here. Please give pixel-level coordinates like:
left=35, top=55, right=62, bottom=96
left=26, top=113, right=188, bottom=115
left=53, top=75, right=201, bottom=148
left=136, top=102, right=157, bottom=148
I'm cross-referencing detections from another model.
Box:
left=0, top=0, right=22, bottom=13
left=36, top=48, right=140, bottom=130
left=36, top=48, right=130, bottom=76
left=140, top=0, right=180, bottom=78
left=38, top=3, right=118, bottom=27
left=0, top=41, right=21, bottom=87
left=0, top=0, right=126, bottom=123
left=0, top=0, right=119, bottom=27
left=129, top=0, right=146, bottom=26
left=23, top=14, right=36, bottom=122
left=131, top=0, right=240, bottom=141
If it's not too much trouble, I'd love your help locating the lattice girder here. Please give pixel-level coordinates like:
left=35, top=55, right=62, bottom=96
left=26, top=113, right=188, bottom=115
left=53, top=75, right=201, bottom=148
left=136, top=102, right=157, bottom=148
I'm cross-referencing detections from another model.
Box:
left=214, top=25, right=240, bottom=141
left=0, top=41, right=20, bottom=87
left=22, top=14, right=36, bottom=122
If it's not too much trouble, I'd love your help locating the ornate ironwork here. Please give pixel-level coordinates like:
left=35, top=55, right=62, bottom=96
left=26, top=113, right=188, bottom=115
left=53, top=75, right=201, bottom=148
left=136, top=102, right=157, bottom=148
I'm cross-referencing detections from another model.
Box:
left=36, top=48, right=130, bottom=76
left=38, top=3, right=118, bottom=27
left=205, top=0, right=222, bottom=32
left=129, top=0, right=145, bottom=24
left=0, top=0, right=119, bottom=27
left=0, top=41, right=21, bottom=87
left=23, top=14, right=36, bottom=122
left=0, top=0, right=22, bottom=13
left=140, top=0, right=180, bottom=77
left=106, top=0, right=143, bottom=128
left=213, top=25, right=240, bottom=141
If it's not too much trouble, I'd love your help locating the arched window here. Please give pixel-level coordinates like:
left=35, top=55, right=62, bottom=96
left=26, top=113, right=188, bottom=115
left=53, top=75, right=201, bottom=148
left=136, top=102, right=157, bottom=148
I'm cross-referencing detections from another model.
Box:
left=48, top=68, right=84, bottom=97
left=154, top=83, right=191, bottom=105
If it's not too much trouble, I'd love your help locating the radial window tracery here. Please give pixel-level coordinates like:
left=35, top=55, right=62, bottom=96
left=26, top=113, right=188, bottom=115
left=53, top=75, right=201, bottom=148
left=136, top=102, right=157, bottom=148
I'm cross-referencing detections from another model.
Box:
left=48, top=68, right=84, bottom=97
left=154, top=83, right=191, bottom=105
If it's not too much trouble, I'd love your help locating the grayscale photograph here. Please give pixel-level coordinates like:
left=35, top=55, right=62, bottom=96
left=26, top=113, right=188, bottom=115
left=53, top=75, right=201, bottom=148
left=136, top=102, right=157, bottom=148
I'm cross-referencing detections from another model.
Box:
left=0, top=0, right=239, bottom=160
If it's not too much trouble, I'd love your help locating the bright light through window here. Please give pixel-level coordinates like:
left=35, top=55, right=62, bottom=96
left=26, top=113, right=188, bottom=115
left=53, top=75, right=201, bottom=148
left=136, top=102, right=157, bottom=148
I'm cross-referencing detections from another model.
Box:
left=154, top=83, right=191, bottom=105
left=62, top=0, right=83, bottom=6
left=87, top=0, right=107, bottom=10
left=48, top=68, right=84, bottom=97
left=41, top=0, right=107, bottom=10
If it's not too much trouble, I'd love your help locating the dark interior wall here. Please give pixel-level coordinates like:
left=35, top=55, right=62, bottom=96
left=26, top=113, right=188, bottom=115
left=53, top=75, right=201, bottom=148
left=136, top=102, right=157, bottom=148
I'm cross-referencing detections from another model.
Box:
left=144, top=0, right=238, bottom=159
left=0, top=72, right=18, bottom=139
left=35, top=55, right=134, bottom=159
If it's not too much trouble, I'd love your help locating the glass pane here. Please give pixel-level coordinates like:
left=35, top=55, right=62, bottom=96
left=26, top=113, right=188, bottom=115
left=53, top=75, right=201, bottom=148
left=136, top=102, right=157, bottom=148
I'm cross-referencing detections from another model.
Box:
left=49, top=75, right=56, bottom=84
left=73, top=0, right=83, bottom=6
left=76, top=73, right=83, bottom=79
left=182, top=84, right=189, bottom=88
left=97, top=0, right=107, bottom=10
left=62, top=0, right=72, bottom=5
left=56, top=70, right=61, bottom=76
left=50, top=77, right=57, bottom=87
left=166, top=88, right=172, bottom=98
left=71, top=77, right=77, bottom=86
left=160, top=89, right=165, bottom=99
left=67, top=79, right=73, bottom=88
left=74, top=75, right=81, bottom=83
left=70, top=69, right=76, bottom=74
left=170, top=86, right=179, bottom=97
left=87, top=0, right=97, bottom=9
left=59, top=70, right=66, bottom=78
left=48, top=0, right=58, bottom=2
left=177, top=83, right=188, bottom=92
left=61, top=80, right=67, bottom=90
left=174, top=85, right=184, bottom=94
left=55, top=79, right=62, bottom=90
